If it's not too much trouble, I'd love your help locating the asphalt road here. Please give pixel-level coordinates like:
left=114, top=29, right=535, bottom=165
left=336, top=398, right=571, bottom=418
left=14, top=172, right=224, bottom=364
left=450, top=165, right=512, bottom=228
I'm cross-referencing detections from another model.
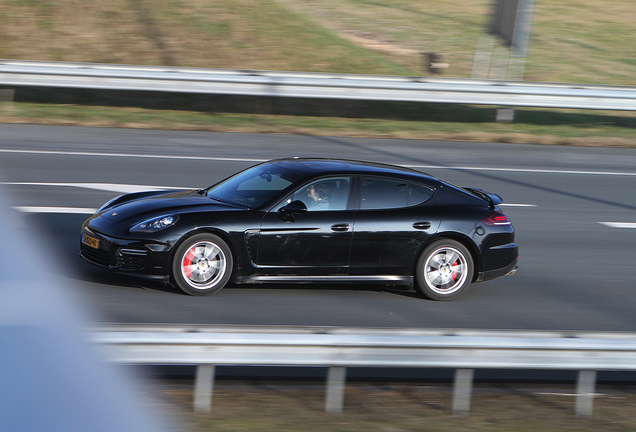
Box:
left=1, top=124, right=635, bottom=331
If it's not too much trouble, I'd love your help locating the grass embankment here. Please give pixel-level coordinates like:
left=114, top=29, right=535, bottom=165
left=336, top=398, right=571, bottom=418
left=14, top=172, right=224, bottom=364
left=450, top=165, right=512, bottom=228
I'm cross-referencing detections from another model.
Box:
left=1, top=102, right=634, bottom=147
left=155, top=381, right=636, bottom=432
left=1, top=0, right=634, bottom=145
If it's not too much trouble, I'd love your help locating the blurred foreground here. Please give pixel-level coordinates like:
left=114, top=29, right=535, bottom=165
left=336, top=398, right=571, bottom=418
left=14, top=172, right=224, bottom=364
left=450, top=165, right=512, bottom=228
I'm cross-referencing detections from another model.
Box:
left=0, top=187, right=172, bottom=432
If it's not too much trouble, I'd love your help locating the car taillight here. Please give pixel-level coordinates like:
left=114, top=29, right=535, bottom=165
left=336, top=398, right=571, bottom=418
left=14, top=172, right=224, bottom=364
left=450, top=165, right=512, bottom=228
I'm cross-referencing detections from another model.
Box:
left=481, top=211, right=511, bottom=226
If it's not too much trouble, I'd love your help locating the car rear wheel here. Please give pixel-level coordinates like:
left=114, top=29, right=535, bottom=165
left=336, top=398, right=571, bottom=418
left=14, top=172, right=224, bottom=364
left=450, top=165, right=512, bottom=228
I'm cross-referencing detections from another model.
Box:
left=415, top=239, right=473, bottom=301
left=171, top=233, right=233, bottom=296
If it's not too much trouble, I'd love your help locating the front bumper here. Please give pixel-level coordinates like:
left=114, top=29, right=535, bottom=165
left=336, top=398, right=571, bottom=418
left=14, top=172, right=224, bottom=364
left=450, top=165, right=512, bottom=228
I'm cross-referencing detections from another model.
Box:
left=80, top=226, right=171, bottom=280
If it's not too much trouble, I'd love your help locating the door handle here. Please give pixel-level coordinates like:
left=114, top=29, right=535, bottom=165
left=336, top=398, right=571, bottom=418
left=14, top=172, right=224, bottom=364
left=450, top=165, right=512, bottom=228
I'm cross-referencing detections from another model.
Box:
left=412, top=221, right=432, bottom=230
left=331, top=223, right=350, bottom=232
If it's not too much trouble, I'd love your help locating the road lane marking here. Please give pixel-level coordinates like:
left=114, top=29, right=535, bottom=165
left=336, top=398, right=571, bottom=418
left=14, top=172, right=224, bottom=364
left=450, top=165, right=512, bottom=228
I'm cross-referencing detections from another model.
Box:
left=0, top=148, right=264, bottom=163
left=14, top=206, right=97, bottom=214
left=1, top=182, right=189, bottom=194
left=598, top=222, right=636, bottom=229
left=499, top=203, right=536, bottom=207
left=407, top=164, right=636, bottom=176
left=1, top=148, right=635, bottom=176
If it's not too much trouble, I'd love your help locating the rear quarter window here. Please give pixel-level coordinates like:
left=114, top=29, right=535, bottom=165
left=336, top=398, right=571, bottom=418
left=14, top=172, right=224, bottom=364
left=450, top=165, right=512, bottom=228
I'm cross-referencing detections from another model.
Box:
left=359, top=178, right=434, bottom=210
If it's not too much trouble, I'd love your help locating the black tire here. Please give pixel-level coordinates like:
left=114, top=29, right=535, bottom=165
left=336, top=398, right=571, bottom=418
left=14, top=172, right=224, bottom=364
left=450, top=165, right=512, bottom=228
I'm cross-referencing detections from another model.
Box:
left=171, top=233, right=233, bottom=296
left=415, top=239, right=473, bottom=301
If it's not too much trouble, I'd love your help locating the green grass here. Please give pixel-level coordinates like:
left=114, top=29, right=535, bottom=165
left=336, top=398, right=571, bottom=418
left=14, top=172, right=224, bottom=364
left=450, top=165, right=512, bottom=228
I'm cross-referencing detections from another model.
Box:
left=2, top=102, right=634, bottom=147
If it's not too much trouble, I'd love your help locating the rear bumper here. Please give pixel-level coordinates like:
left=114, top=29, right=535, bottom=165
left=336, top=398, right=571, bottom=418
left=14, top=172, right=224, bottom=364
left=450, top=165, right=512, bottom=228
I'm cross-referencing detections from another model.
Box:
left=476, top=257, right=518, bottom=283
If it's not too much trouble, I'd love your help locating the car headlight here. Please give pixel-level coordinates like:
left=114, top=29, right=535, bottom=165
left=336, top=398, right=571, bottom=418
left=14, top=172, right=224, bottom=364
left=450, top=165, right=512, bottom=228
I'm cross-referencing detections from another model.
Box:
left=130, top=215, right=178, bottom=233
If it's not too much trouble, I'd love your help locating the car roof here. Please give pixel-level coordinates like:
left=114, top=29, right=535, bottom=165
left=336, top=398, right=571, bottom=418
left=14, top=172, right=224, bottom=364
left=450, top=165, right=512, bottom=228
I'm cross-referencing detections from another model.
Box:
left=269, top=158, right=436, bottom=181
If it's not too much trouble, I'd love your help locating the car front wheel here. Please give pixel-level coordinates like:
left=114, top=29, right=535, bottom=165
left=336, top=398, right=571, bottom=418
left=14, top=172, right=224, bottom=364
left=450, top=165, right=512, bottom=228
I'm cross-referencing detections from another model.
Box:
left=415, top=239, right=473, bottom=301
left=171, top=233, right=233, bottom=296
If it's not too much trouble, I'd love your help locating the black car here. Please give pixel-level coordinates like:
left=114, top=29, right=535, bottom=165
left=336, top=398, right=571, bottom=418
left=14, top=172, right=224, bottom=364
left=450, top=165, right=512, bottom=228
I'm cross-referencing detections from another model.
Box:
left=80, top=158, right=518, bottom=300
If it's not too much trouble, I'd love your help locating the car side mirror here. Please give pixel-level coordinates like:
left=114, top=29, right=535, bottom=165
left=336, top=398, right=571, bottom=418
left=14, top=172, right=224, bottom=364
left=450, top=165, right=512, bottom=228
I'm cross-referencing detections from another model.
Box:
left=279, top=200, right=307, bottom=215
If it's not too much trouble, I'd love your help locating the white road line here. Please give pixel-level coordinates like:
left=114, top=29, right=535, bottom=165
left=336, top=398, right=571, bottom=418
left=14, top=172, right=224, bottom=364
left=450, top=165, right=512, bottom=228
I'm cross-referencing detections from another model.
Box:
left=406, top=164, right=636, bottom=176
left=499, top=203, right=537, bottom=207
left=598, top=222, right=636, bottom=229
left=0, top=148, right=264, bottom=163
left=1, top=182, right=190, bottom=194
left=14, top=206, right=97, bottom=214
left=1, top=148, right=635, bottom=176
left=534, top=392, right=607, bottom=397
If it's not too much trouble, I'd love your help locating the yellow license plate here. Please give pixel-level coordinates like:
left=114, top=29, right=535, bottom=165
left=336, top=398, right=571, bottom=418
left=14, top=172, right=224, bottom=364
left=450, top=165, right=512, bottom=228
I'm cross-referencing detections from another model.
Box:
left=82, top=234, right=100, bottom=249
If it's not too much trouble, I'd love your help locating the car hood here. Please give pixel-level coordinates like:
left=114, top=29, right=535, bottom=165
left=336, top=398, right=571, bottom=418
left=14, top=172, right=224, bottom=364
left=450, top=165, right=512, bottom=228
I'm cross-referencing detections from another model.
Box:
left=97, top=189, right=242, bottom=222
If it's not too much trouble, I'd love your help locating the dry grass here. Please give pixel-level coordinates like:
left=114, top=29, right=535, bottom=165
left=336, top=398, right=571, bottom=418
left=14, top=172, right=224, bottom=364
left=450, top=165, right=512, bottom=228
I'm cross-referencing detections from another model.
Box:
left=0, top=0, right=412, bottom=74
left=275, top=0, right=636, bottom=85
left=526, top=0, right=636, bottom=84
left=148, top=380, right=636, bottom=432
left=276, top=0, right=492, bottom=77
left=1, top=0, right=634, bottom=83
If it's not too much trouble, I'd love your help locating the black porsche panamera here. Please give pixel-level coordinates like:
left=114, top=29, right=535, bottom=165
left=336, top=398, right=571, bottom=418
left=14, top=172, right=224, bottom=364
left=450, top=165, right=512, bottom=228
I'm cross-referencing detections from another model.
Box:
left=80, top=158, right=518, bottom=300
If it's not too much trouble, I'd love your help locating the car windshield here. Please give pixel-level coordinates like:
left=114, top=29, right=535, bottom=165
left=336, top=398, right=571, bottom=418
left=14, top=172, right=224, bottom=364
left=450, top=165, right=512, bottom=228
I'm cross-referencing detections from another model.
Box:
left=205, top=162, right=305, bottom=208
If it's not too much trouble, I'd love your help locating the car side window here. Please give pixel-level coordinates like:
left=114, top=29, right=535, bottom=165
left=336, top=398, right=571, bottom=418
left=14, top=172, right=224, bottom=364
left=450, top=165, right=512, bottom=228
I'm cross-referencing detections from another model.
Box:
left=279, top=177, right=351, bottom=212
left=407, top=183, right=435, bottom=206
left=359, top=178, right=433, bottom=210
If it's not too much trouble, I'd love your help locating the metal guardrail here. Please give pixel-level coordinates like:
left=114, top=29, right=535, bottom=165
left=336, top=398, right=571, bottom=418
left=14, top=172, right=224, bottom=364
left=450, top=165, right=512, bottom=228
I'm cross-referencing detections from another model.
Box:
left=2, top=60, right=636, bottom=111
left=92, top=325, right=636, bottom=417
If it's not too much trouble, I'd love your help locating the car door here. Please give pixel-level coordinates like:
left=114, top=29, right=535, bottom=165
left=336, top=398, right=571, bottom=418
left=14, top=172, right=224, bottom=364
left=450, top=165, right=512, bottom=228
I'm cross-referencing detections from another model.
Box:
left=252, top=177, right=354, bottom=276
left=348, top=176, right=440, bottom=276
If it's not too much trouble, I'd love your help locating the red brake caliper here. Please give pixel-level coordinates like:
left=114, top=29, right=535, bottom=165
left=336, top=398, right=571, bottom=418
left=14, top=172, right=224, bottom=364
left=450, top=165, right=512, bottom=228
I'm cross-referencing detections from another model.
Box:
left=183, top=249, right=195, bottom=278
left=451, top=257, right=459, bottom=281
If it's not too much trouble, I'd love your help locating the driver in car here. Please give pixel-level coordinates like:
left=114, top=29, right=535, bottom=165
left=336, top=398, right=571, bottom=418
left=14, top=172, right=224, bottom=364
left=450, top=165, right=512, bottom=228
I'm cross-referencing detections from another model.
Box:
left=307, top=183, right=330, bottom=210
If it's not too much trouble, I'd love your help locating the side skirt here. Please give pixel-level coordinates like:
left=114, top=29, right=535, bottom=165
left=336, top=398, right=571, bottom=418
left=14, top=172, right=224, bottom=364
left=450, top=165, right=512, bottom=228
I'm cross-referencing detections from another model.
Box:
left=237, top=275, right=413, bottom=286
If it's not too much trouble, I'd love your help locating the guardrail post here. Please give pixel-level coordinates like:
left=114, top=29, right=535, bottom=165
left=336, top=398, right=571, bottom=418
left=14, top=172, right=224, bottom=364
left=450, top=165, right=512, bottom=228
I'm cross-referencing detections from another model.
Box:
left=194, top=364, right=216, bottom=413
left=325, top=366, right=346, bottom=414
left=452, top=368, right=474, bottom=417
left=0, top=89, right=15, bottom=112
left=575, top=370, right=596, bottom=418
left=496, top=108, right=515, bottom=123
